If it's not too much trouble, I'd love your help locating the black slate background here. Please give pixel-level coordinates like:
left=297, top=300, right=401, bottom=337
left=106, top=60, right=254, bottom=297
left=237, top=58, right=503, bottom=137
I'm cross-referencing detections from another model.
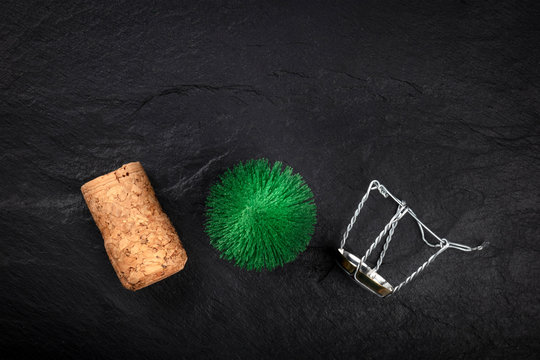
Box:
left=1, top=1, right=539, bottom=359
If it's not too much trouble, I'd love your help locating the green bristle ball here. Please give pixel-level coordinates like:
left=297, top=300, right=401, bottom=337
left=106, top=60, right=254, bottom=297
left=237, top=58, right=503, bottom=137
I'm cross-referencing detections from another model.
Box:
left=205, top=159, right=317, bottom=271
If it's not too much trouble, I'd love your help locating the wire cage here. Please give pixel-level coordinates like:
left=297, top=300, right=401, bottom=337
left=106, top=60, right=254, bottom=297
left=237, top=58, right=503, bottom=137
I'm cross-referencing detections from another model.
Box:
left=337, top=180, right=487, bottom=297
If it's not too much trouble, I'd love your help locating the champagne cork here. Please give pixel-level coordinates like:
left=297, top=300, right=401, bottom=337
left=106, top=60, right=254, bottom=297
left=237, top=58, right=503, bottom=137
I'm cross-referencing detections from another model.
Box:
left=81, top=162, right=187, bottom=291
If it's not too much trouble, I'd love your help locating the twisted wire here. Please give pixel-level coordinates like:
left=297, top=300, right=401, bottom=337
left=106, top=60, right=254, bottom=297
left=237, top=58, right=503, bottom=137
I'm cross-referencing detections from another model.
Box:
left=393, top=239, right=450, bottom=293
left=374, top=205, right=404, bottom=271
left=360, top=206, right=406, bottom=264
left=340, top=180, right=379, bottom=249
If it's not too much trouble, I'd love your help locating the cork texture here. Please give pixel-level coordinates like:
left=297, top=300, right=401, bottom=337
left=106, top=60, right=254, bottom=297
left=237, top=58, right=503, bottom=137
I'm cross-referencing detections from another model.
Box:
left=81, top=162, right=187, bottom=291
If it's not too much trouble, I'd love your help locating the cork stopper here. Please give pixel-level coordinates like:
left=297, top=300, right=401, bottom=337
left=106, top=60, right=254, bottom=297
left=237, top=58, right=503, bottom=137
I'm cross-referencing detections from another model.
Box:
left=81, top=162, right=187, bottom=291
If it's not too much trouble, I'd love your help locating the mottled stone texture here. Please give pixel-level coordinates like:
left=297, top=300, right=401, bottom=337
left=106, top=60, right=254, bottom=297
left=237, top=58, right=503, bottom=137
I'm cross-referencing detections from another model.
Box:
left=1, top=0, right=539, bottom=359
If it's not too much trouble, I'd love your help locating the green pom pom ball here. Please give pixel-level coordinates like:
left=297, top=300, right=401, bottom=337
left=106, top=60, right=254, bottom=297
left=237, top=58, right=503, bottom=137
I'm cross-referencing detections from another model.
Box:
left=205, top=159, right=317, bottom=271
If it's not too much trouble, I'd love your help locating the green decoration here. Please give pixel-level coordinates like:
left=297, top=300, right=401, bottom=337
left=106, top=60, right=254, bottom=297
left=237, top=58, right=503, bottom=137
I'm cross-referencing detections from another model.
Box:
left=205, top=159, right=317, bottom=271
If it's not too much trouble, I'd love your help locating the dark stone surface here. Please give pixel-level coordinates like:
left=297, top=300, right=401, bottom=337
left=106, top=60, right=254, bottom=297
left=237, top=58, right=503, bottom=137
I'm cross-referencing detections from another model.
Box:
left=1, top=1, right=539, bottom=359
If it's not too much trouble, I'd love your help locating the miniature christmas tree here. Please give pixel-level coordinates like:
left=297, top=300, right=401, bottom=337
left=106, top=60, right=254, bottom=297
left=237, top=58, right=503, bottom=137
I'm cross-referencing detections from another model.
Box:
left=205, top=159, right=316, bottom=271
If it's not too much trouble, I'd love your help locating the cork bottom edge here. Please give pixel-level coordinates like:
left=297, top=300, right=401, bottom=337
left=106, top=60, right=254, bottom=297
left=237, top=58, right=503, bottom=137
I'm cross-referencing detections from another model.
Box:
left=119, top=257, right=188, bottom=291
